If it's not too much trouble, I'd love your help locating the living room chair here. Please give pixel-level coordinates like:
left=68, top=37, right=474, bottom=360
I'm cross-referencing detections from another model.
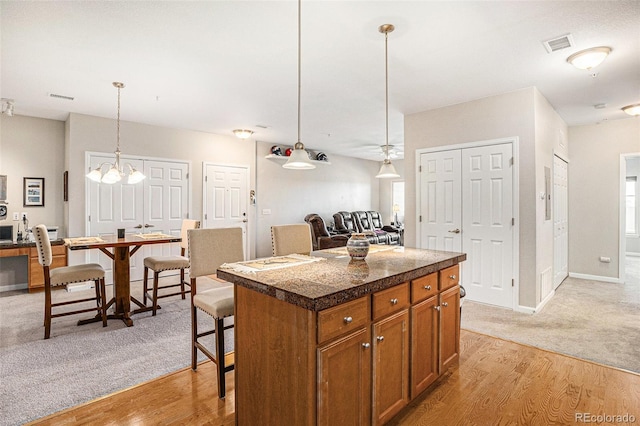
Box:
left=368, top=210, right=400, bottom=245
left=271, top=223, right=313, bottom=256
left=333, top=211, right=356, bottom=235
left=304, top=214, right=349, bottom=250
left=188, top=227, right=244, bottom=399
left=351, top=211, right=386, bottom=244
left=142, top=219, right=200, bottom=316
left=33, top=224, right=107, bottom=339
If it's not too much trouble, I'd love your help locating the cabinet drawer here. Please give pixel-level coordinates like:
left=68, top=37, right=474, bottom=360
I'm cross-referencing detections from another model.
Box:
left=318, top=296, right=369, bottom=344
left=372, top=282, right=410, bottom=321
left=439, top=265, right=459, bottom=291
left=411, top=273, right=438, bottom=303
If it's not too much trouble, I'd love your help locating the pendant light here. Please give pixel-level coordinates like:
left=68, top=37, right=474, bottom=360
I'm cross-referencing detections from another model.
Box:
left=283, top=0, right=315, bottom=170
left=86, top=82, right=146, bottom=184
left=376, top=24, right=400, bottom=179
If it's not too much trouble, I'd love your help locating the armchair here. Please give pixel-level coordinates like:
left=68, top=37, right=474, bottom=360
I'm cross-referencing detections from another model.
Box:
left=332, top=211, right=357, bottom=235
left=304, top=214, right=349, bottom=250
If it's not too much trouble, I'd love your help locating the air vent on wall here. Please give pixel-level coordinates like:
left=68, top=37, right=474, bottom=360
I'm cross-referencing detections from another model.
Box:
left=542, top=33, right=574, bottom=53
left=49, top=93, right=75, bottom=101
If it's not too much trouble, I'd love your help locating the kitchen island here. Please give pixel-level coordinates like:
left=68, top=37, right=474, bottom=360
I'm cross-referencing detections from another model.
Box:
left=217, top=245, right=466, bottom=426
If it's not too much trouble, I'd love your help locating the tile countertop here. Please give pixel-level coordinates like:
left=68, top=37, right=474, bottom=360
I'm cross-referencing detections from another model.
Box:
left=217, top=246, right=466, bottom=312
left=0, top=239, right=65, bottom=249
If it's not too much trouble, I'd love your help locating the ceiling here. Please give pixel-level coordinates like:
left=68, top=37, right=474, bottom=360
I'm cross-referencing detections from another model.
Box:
left=1, top=1, right=638, bottom=161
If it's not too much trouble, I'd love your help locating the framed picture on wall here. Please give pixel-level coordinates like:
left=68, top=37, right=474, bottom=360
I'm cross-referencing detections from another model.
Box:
left=23, top=177, right=45, bottom=207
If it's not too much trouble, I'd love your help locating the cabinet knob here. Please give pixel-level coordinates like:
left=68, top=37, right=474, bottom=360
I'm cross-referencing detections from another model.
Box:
left=442, top=302, right=449, bottom=307
left=343, top=316, right=353, bottom=324
left=449, top=274, right=457, bottom=280
left=376, top=336, right=385, bottom=342
left=390, top=298, right=398, bottom=305
left=434, top=305, right=441, bottom=311
left=424, top=285, right=431, bottom=290
left=362, top=342, right=371, bottom=349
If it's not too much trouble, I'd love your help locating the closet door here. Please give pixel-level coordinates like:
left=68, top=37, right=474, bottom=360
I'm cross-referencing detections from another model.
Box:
left=553, top=155, right=568, bottom=288
left=461, top=143, right=513, bottom=308
left=419, top=150, right=462, bottom=252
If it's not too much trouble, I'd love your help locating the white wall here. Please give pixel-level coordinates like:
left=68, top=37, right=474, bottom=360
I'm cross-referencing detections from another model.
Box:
left=569, top=118, right=640, bottom=278
left=255, top=141, right=381, bottom=257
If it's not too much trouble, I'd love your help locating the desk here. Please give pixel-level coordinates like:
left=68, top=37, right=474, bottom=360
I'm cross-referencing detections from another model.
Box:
left=0, top=240, right=67, bottom=291
left=65, top=233, right=181, bottom=326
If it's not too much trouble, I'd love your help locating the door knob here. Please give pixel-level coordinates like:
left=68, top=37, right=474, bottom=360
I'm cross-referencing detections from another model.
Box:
left=134, top=224, right=143, bottom=229
left=144, top=224, right=155, bottom=228
left=448, top=228, right=461, bottom=234
left=242, top=219, right=248, bottom=223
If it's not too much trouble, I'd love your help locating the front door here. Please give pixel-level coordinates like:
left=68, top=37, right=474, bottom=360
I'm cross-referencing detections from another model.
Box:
left=203, top=163, right=249, bottom=259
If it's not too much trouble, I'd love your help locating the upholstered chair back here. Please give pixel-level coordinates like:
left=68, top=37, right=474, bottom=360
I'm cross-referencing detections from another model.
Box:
left=179, top=219, right=201, bottom=250
left=305, top=214, right=331, bottom=238
left=333, top=211, right=356, bottom=233
left=271, top=223, right=313, bottom=256
left=368, top=211, right=384, bottom=230
left=188, top=227, right=244, bottom=278
left=33, top=224, right=53, bottom=267
left=352, top=211, right=373, bottom=232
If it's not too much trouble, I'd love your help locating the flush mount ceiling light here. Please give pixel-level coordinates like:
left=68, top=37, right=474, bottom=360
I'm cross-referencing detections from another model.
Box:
left=566, top=46, right=611, bottom=70
left=283, top=0, right=315, bottom=170
left=86, top=82, right=146, bottom=184
left=1, top=98, right=14, bottom=117
left=376, top=24, right=400, bottom=179
left=233, top=129, right=254, bottom=139
left=622, top=104, right=640, bottom=116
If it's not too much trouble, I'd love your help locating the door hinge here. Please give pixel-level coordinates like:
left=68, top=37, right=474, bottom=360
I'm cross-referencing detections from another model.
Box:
left=186, top=172, right=189, bottom=179
left=510, top=157, right=514, bottom=166
left=205, top=213, right=207, bottom=220
left=204, top=175, right=207, bottom=182
left=419, top=165, right=422, bottom=172
left=512, top=218, right=515, bottom=226
left=512, top=279, right=514, bottom=287
left=419, top=215, right=422, bottom=222
left=88, top=215, right=91, bottom=222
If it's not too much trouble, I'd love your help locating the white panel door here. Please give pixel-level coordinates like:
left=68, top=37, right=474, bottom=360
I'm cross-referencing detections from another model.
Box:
left=553, top=155, right=568, bottom=288
left=203, top=163, right=249, bottom=259
left=143, top=160, right=189, bottom=260
left=87, top=154, right=189, bottom=283
left=419, top=150, right=462, bottom=252
left=461, top=144, right=513, bottom=307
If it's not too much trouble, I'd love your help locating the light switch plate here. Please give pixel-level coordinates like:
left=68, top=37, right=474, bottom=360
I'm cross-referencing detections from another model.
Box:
left=13, top=212, right=20, bottom=221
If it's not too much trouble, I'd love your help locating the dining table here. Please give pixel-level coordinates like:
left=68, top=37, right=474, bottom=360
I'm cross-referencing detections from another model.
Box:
left=64, top=233, right=181, bottom=326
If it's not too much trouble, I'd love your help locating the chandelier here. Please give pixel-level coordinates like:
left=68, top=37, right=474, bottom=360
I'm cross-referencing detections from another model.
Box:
left=86, top=82, right=146, bottom=184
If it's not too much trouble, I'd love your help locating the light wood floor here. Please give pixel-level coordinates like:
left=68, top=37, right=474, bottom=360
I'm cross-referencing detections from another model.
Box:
left=28, top=330, right=640, bottom=426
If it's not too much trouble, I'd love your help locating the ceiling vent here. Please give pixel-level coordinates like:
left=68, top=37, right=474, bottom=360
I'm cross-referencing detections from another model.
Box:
left=542, top=34, right=574, bottom=53
left=49, top=93, right=75, bottom=101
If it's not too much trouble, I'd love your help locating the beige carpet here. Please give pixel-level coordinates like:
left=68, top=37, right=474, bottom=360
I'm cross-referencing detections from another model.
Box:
left=461, top=256, right=640, bottom=373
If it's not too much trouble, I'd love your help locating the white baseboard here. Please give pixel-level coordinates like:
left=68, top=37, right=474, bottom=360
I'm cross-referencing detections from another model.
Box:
left=0, top=283, right=28, bottom=292
left=568, top=272, right=622, bottom=284
left=514, top=305, right=535, bottom=314
left=626, top=252, right=640, bottom=257
left=535, top=289, right=555, bottom=312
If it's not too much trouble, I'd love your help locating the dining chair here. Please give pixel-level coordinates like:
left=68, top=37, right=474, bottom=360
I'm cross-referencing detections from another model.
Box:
left=32, top=224, right=107, bottom=339
left=188, top=227, right=244, bottom=399
left=142, top=219, right=200, bottom=316
left=270, top=223, right=313, bottom=256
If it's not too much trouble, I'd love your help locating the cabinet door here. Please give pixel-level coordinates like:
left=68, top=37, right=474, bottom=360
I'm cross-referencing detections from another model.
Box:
left=440, top=286, right=460, bottom=372
left=318, top=327, right=371, bottom=426
left=411, top=296, right=439, bottom=398
left=373, top=310, right=409, bottom=426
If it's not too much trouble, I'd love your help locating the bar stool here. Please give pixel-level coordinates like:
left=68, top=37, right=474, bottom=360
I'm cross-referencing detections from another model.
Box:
left=33, top=224, right=107, bottom=339
left=142, top=219, right=200, bottom=315
left=270, top=223, right=313, bottom=256
left=188, top=227, right=244, bottom=399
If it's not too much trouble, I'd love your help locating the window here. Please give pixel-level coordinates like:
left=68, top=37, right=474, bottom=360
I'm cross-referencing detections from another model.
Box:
left=626, top=176, right=638, bottom=235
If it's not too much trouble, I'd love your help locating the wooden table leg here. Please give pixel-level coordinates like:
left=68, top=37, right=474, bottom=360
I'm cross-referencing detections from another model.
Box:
left=111, top=246, right=133, bottom=327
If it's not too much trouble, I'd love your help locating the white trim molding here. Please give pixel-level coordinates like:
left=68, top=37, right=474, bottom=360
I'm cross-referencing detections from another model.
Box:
left=568, top=272, right=622, bottom=284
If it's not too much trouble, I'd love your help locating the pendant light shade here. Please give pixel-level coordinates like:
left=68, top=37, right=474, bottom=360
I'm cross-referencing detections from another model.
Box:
left=622, top=103, right=640, bottom=116
left=283, top=0, right=315, bottom=170
left=86, top=82, right=146, bottom=184
left=376, top=24, right=400, bottom=179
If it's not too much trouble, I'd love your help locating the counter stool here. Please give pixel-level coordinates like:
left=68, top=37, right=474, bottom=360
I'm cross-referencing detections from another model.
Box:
left=188, top=227, right=244, bottom=399
left=270, top=223, right=313, bottom=256
left=142, top=219, right=200, bottom=315
left=33, top=224, right=107, bottom=339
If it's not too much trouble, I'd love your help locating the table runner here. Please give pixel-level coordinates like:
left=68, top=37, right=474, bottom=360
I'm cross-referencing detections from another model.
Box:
left=220, top=254, right=324, bottom=274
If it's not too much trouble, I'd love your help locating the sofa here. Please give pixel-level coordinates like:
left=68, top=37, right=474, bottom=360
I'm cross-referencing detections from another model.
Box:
left=333, top=211, right=401, bottom=245
left=304, top=214, right=350, bottom=250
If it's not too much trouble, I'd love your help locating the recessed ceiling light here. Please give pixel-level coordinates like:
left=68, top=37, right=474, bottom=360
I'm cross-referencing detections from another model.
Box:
left=567, top=46, right=611, bottom=70
left=622, top=104, right=640, bottom=116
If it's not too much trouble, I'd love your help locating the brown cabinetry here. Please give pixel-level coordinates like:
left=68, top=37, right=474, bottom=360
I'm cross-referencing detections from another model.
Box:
left=410, top=295, right=439, bottom=397
left=29, top=245, right=67, bottom=290
left=440, top=285, right=460, bottom=372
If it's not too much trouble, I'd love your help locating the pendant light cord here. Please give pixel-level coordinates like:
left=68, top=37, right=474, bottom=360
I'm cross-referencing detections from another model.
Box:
left=384, top=29, right=389, bottom=161
left=116, top=84, right=121, bottom=154
left=297, top=0, right=301, bottom=145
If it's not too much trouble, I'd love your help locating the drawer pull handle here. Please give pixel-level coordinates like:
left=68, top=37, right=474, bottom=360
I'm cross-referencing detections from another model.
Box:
left=449, top=274, right=457, bottom=280
left=376, top=336, right=384, bottom=342
left=424, top=285, right=431, bottom=290
left=362, top=343, right=371, bottom=349
left=390, top=298, right=398, bottom=305
left=442, top=302, right=449, bottom=307
left=434, top=305, right=441, bottom=311
left=343, top=316, right=353, bottom=324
